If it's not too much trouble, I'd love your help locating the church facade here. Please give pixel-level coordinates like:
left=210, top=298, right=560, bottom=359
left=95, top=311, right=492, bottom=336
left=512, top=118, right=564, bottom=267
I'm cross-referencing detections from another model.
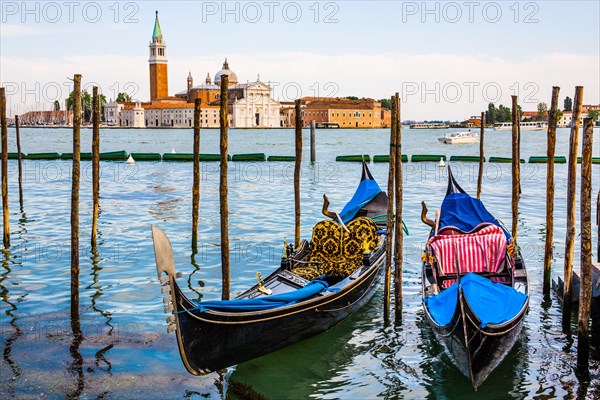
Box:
left=105, top=12, right=281, bottom=128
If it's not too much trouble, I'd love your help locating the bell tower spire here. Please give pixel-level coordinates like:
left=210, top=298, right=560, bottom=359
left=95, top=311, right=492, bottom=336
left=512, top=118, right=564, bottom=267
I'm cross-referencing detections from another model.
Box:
left=149, top=10, right=168, bottom=100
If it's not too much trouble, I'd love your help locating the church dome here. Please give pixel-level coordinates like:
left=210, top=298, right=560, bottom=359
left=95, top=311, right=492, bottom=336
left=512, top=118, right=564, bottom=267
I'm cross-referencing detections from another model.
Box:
left=214, top=59, right=238, bottom=85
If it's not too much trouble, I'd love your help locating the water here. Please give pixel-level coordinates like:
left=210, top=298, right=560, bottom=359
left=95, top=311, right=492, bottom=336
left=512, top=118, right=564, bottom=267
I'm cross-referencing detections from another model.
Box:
left=0, top=127, right=599, bottom=399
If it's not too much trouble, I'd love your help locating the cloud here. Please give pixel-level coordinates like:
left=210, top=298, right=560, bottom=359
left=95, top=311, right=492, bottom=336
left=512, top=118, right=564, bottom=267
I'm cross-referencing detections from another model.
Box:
left=0, top=24, right=42, bottom=38
left=1, top=51, right=598, bottom=120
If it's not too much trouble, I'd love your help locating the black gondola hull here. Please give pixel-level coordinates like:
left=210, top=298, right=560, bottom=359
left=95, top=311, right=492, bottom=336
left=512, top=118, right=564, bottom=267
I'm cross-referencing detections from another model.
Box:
left=171, top=252, right=385, bottom=375
left=424, top=289, right=528, bottom=390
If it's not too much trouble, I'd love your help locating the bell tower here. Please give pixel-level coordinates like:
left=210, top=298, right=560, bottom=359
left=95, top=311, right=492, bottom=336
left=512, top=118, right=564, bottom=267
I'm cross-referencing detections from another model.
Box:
left=149, top=11, right=168, bottom=100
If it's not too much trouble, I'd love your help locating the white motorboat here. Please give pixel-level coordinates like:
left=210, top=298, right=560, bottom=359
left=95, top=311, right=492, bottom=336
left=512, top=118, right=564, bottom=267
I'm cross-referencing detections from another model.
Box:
left=438, top=130, right=480, bottom=144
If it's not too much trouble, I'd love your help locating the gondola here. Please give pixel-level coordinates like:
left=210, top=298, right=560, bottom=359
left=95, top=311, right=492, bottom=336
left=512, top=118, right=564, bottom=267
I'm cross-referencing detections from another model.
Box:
left=420, top=167, right=529, bottom=390
left=153, top=161, right=388, bottom=375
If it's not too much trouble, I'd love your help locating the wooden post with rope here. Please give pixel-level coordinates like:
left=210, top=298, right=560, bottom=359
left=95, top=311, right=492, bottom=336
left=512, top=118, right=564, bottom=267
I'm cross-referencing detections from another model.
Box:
left=577, top=117, right=594, bottom=372
left=393, top=93, right=403, bottom=321
left=294, top=100, right=302, bottom=248
left=384, top=94, right=396, bottom=324
left=71, top=74, right=82, bottom=317
left=562, top=86, right=584, bottom=331
left=0, top=87, right=9, bottom=248
left=192, top=98, right=201, bottom=252
left=219, top=75, right=230, bottom=300
left=91, top=86, right=100, bottom=248
left=511, top=95, right=520, bottom=243
left=15, top=115, right=23, bottom=207
left=476, top=111, right=484, bottom=199
left=543, top=86, right=559, bottom=295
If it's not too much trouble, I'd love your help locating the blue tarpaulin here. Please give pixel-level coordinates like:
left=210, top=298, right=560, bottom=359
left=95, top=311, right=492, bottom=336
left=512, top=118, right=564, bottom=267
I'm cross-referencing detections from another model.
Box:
left=439, top=192, right=510, bottom=238
left=185, top=280, right=328, bottom=313
left=339, top=179, right=382, bottom=224
left=424, top=273, right=528, bottom=328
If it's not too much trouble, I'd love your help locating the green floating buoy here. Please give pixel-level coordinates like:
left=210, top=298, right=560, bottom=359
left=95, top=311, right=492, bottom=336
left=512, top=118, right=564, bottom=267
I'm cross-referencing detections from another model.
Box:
left=449, top=155, right=485, bottom=162
left=200, top=154, right=227, bottom=161
left=372, top=155, right=408, bottom=163
left=162, top=153, right=230, bottom=161
left=528, top=156, right=567, bottom=164
left=26, top=152, right=60, bottom=160
left=577, top=156, right=600, bottom=164
left=232, top=153, right=266, bottom=162
left=8, top=152, right=25, bottom=160
left=267, top=155, right=296, bottom=162
left=411, top=155, right=446, bottom=162
left=100, top=150, right=128, bottom=161
left=130, top=153, right=162, bottom=161
left=488, top=157, right=525, bottom=163
left=335, top=155, right=371, bottom=162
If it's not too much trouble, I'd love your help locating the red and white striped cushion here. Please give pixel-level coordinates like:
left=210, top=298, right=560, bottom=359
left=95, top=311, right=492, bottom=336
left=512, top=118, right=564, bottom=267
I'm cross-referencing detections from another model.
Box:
left=428, top=223, right=507, bottom=276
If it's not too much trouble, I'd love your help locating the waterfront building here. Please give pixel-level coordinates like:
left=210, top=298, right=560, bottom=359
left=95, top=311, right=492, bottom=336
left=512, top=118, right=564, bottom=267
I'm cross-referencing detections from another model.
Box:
left=283, top=97, right=390, bottom=128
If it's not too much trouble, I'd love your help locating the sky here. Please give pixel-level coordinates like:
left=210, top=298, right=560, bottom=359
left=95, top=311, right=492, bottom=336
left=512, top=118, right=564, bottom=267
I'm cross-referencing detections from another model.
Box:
left=1, top=0, right=599, bottom=120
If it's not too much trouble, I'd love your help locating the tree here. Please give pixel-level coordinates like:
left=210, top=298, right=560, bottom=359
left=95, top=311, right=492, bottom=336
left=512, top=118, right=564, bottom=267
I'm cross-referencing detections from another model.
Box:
left=537, top=102, right=548, bottom=118
left=564, top=96, right=572, bottom=111
left=346, top=96, right=359, bottom=100
left=66, top=89, right=107, bottom=122
left=53, top=100, right=60, bottom=111
left=588, top=109, right=599, bottom=121
left=486, top=103, right=496, bottom=124
left=379, top=98, right=391, bottom=109
left=116, top=92, right=132, bottom=102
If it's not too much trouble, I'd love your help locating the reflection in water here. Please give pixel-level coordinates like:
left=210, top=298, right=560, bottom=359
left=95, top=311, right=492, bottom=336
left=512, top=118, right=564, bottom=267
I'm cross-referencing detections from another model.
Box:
left=67, top=310, right=85, bottom=400
left=88, top=245, right=114, bottom=373
left=187, top=251, right=204, bottom=302
left=1, top=249, right=23, bottom=398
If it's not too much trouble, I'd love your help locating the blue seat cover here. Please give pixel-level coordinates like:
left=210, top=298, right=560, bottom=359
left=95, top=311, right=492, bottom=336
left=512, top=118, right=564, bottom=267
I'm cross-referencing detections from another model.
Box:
left=424, top=273, right=527, bottom=328
left=187, top=280, right=328, bottom=313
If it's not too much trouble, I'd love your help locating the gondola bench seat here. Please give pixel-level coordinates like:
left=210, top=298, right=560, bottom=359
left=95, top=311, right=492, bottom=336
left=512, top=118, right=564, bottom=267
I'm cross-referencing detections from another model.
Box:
left=427, top=223, right=507, bottom=287
left=291, top=217, right=379, bottom=280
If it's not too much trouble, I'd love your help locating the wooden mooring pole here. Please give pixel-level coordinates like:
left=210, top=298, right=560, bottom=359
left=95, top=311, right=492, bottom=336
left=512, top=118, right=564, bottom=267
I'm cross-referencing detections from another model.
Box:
left=543, top=86, right=560, bottom=295
left=310, top=119, right=316, bottom=163
left=15, top=115, right=23, bottom=207
left=71, top=74, right=82, bottom=316
left=294, top=100, right=302, bottom=248
left=0, top=87, right=9, bottom=248
left=393, top=93, right=403, bottom=321
left=192, top=98, right=201, bottom=252
left=476, top=111, right=485, bottom=199
left=384, top=94, right=397, bottom=324
left=511, top=95, right=520, bottom=242
left=577, top=118, right=594, bottom=371
left=562, top=86, right=584, bottom=331
left=91, top=86, right=100, bottom=248
left=219, top=75, right=230, bottom=300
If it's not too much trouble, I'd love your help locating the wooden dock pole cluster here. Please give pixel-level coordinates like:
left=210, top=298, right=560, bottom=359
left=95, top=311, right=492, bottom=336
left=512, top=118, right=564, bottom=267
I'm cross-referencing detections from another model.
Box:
left=476, top=111, right=485, bottom=199
left=0, top=87, right=9, bottom=248
left=577, top=117, right=594, bottom=371
left=219, top=75, right=230, bottom=300
left=294, top=100, right=302, bottom=248
left=562, top=86, right=584, bottom=331
left=91, top=86, right=100, bottom=248
left=192, top=98, right=201, bottom=251
left=511, top=96, right=520, bottom=242
left=15, top=115, right=23, bottom=207
left=70, top=74, right=82, bottom=316
left=392, top=93, right=403, bottom=321
left=543, top=86, right=560, bottom=295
